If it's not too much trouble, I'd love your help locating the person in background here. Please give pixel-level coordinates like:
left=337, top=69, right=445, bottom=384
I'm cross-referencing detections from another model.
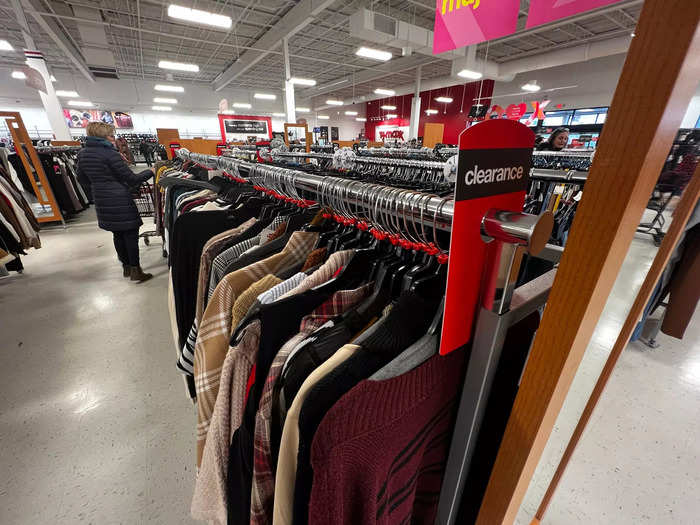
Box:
left=537, top=127, right=570, bottom=151
left=115, top=136, right=134, bottom=164
left=139, top=140, right=154, bottom=166
left=77, top=122, right=155, bottom=282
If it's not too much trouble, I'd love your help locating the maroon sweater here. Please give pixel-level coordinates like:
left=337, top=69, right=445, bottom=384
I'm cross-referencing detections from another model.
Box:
left=308, top=347, right=466, bottom=524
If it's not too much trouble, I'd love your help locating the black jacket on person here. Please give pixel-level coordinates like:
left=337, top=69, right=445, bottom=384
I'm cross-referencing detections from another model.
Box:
left=77, top=136, right=152, bottom=231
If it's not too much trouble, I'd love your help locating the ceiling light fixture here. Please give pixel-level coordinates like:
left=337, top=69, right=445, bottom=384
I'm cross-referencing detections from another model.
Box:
left=326, top=99, right=344, bottom=106
left=158, top=60, right=199, bottom=72
left=435, top=96, right=453, bottom=103
left=152, top=106, right=173, bottom=111
left=345, top=111, right=358, bottom=116
left=296, top=107, right=310, bottom=112
left=380, top=105, right=396, bottom=110
left=318, top=115, right=330, bottom=120
left=254, top=93, right=276, bottom=100
left=630, top=32, right=636, bottom=37
left=521, top=81, right=541, bottom=92
left=355, top=117, right=367, bottom=122
left=55, top=90, right=79, bottom=97
left=167, top=4, right=232, bottom=28
left=386, top=114, right=398, bottom=119
left=425, top=109, right=438, bottom=115
left=154, top=97, right=177, bottom=104
left=155, top=84, right=184, bottom=92
left=374, top=88, right=395, bottom=96
left=289, top=77, right=316, bottom=86
left=457, top=69, right=483, bottom=80
left=11, top=71, right=26, bottom=80
left=355, top=47, right=392, bottom=62
left=0, top=39, right=13, bottom=51
left=50, top=75, right=57, bottom=82
left=68, top=100, right=93, bottom=107
left=272, top=112, right=286, bottom=117
left=233, top=102, right=252, bottom=109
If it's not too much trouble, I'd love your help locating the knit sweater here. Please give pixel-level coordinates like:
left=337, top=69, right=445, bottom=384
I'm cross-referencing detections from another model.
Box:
left=308, top=348, right=466, bottom=525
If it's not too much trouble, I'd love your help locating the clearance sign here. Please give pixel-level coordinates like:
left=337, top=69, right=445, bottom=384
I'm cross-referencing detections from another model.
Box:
left=434, top=0, right=624, bottom=53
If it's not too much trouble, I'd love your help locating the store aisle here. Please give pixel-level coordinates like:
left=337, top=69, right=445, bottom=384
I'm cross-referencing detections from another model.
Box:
left=0, top=209, right=195, bottom=524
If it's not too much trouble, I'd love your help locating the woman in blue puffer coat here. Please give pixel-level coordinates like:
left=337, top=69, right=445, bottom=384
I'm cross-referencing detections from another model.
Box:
left=77, top=122, right=154, bottom=282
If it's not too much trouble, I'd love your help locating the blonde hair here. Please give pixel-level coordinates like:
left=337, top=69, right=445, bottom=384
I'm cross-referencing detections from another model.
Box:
left=86, top=121, right=115, bottom=138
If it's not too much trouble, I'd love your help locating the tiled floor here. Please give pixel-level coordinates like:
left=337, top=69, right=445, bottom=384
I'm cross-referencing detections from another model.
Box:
left=0, top=207, right=697, bottom=524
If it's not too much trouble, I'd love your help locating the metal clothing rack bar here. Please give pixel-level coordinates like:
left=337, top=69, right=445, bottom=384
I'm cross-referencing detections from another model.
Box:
left=530, top=168, right=588, bottom=183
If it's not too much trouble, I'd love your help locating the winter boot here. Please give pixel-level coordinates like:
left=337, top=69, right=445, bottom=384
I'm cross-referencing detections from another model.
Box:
left=130, top=266, right=153, bottom=283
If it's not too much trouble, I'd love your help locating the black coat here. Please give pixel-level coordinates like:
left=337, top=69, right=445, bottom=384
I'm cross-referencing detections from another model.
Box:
left=77, top=137, right=152, bottom=231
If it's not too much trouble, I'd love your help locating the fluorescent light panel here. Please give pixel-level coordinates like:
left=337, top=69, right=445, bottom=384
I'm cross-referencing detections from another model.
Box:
left=11, top=71, right=25, bottom=79
left=374, top=88, right=395, bottom=96
left=152, top=105, right=172, bottom=111
left=233, top=103, right=252, bottom=109
left=68, top=100, right=93, bottom=107
left=296, top=107, right=310, bottom=112
left=50, top=75, right=57, bottom=82
left=167, top=4, right=232, bottom=28
left=345, top=111, right=358, bottom=116
left=158, top=60, right=199, bottom=72
left=289, top=77, right=316, bottom=86
left=355, top=47, right=392, bottom=62
left=355, top=117, right=367, bottom=122
left=425, top=109, right=438, bottom=115
left=318, top=115, right=330, bottom=120
left=326, top=99, right=344, bottom=106
left=254, top=93, right=276, bottom=100
left=155, top=84, right=184, bottom=92
left=55, top=90, right=79, bottom=97
left=521, top=82, right=541, bottom=92
left=435, top=97, right=453, bottom=103
left=0, top=39, right=13, bottom=51
left=458, top=69, right=483, bottom=80
left=385, top=114, right=398, bottom=119
left=154, top=97, right=177, bottom=104
left=380, top=105, right=396, bottom=110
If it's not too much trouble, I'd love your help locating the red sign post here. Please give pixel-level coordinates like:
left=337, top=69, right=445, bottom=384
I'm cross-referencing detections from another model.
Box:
left=440, top=120, right=535, bottom=355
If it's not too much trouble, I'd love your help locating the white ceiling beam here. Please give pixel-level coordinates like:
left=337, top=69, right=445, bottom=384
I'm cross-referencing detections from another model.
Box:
left=21, top=0, right=96, bottom=82
left=212, top=0, right=338, bottom=91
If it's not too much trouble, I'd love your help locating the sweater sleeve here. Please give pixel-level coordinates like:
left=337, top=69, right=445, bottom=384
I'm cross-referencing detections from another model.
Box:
left=105, top=149, right=152, bottom=185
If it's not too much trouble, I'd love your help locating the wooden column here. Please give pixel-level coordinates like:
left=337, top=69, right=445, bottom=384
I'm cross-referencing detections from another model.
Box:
left=475, top=1, right=700, bottom=523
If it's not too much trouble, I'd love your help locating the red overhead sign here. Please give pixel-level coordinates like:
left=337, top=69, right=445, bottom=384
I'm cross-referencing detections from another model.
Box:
left=527, top=0, right=625, bottom=28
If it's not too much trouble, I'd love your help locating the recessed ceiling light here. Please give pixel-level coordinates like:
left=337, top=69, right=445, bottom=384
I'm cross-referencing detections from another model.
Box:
left=50, top=75, right=57, bottom=82
left=152, top=105, right=173, bottom=111
left=326, top=99, right=344, bottom=106
left=386, top=114, right=398, bottom=119
left=254, top=93, right=276, bottom=100
left=521, top=81, right=541, bottom=92
left=425, top=109, right=438, bottom=115
left=289, top=77, right=316, bottom=86
left=167, top=4, right=232, bottom=28
left=154, top=97, right=177, bottom=104
left=345, top=111, right=358, bottom=116
left=155, top=84, right=184, bottom=92
left=458, top=69, right=483, bottom=80
left=356, top=47, right=392, bottom=62
left=0, top=40, right=13, bottom=51
left=55, top=90, right=79, bottom=97
left=158, top=60, right=199, bottom=72
left=272, top=112, right=286, bottom=117
left=296, top=107, right=310, bottom=112
left=233, top=102, right=252, bottom=109
left=11, top=71, right=26, bottom=80
left=381, top=105, right=396, bottom=110
left=374, top=88, right=395, bottom=96
left=318, top=115, right=330, bottom=120
left=68, top=100, right=93, bottom=107
left=435, top=97, right=453, bottom=103
left=355, top=117, right=367, bottom=122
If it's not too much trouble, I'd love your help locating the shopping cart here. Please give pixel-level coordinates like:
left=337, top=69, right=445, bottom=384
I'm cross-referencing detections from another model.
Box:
left=131, top=181, right=158, bottom=246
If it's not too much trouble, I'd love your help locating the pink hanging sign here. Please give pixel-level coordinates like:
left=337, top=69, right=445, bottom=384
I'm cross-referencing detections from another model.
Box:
left=526, top=0, right=624, bottom=28
left=433, top=0, right=520, bottom=54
